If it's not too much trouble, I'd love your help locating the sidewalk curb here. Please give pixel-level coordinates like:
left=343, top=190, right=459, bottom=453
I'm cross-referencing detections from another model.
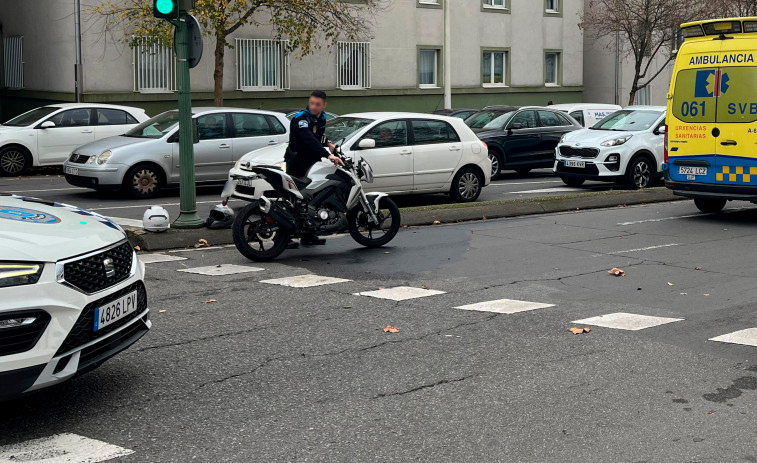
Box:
left=126, top=188, right=683, bottom=251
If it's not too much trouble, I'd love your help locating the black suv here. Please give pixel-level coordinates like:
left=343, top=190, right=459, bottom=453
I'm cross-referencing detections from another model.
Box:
left=473, top=106, right=581, bottom=178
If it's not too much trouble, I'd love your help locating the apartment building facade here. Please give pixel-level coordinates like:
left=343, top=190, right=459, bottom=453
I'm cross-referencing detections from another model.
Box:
left=0, top=0, right=584, bottom=120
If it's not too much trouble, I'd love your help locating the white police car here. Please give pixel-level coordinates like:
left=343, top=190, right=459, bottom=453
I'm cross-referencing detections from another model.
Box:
left=0, top=195, right=149, bottom=400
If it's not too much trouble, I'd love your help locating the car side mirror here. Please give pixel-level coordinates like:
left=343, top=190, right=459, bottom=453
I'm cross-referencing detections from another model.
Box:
left=39, top=121, right=55, bottom=129
left=655, top=126, right=666, bottom=135
left=358, top=138, right=376, bottom=149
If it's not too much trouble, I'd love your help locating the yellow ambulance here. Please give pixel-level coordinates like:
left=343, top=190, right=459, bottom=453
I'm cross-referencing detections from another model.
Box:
left=665, top=17, right=757, bottom=212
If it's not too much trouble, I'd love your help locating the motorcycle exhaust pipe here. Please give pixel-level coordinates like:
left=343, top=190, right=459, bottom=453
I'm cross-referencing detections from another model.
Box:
left=259, top=197, right=295, bottom=230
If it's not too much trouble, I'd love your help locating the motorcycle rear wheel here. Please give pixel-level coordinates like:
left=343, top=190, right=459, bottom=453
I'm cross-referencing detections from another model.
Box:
left=347, top=197, right=401, bottom=248
left=233, top=202, right=289, bottom=261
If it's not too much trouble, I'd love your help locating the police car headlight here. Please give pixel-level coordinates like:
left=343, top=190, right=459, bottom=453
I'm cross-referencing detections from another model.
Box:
left=0, top=262, right=44, bottom=288
left=96, top=150, right=112, bottom=165
left=601, top=135, right=633, bottom=147
left=274, top=161, right=287, bottom=172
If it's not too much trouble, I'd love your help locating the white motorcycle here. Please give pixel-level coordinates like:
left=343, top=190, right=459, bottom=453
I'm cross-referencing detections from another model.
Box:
left=223, top=142, right=401, bottom=261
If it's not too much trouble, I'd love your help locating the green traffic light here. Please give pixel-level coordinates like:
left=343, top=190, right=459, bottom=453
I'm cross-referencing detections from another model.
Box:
left=155, top=0, right=175, bottom=15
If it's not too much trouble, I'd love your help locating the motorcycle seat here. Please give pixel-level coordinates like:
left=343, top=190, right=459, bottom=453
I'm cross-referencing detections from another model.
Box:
left=291, top=176, right=312, bottom=190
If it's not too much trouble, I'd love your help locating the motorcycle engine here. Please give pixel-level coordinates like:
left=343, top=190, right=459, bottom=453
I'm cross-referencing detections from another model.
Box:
left=311, top=207, right=345, bottom=233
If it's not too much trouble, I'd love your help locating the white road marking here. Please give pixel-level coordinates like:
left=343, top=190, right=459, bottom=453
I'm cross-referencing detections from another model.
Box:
left=88, top=199, right=234, bottom=212
left=508, top=187, right=586, bottom=195
left=355, top=286, right=446, bottom=301
left=0, top=187, right=82, bottom=193
left=261, top=274, right=351, bottom=288
left=709, top=328, right=757, bottom=347
left=138, top=253, right=187, bottom=264
left=178, top=264, right=264, bottom=276
left=0, top=433, right=134, bottom=463
left=488, top=180, right=563, bottom=187
left=617, top=214, right=702, bottom=226
left=608, top=243, right=680, bottom=254
left=572, top=312, right=684, bottom=331
left=108, top=217, right=144, bottom=228
left=455, top=298, right=555, bottom=314
left=168, top=245, right=236, bottom=253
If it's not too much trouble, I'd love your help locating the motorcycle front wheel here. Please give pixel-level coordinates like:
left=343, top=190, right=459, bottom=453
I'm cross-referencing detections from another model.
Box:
left=347, top=197, right=401, bottom=248
left=233, top=202, right=289, bottom=261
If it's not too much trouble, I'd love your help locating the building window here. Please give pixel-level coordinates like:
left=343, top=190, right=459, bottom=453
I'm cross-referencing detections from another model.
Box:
left=3, top=36, right=24, bottom=89
left=418, top=0, right=441, bottom=7
left=483, top=0, right=507, bottom=8
left=636, top=86, right=651, bottom=105
left=132, top=37, right=176, bottom=93
left=545, top=0, right=560, bottom=13
left=544, top=51, right=561, bottom=86
left=235, top=38, right=290, bottom=91
left=482, top=50, right=508, bottom=86
left=337, top=41, right=371, bottom=89
left=419, top=49, right=440, bottom=88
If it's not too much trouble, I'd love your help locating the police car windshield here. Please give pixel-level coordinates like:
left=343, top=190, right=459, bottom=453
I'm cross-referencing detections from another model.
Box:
left=324, top=117, right=374, bottom=144
left=591, top=110, right=662, bottom=131
left=125, top=111, right=181, bottom=138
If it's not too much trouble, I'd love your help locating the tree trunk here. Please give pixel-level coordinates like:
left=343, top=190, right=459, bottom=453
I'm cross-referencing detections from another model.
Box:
left=213, top=34, right=225, bottom=107
left=628, top=88, right=636, bottom=106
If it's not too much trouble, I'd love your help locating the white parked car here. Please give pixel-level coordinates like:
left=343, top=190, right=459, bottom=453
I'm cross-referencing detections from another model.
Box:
left=63, top=107, right=290, bottom=198
left=548, top=103, right=622, bottom=127
left=224, top=112, right=491, bottom=203
left=0, top=195, right=149, bottom=400
left=0, top=103, right=149, bottom=176
left=554, top=106, right=667, bottom=189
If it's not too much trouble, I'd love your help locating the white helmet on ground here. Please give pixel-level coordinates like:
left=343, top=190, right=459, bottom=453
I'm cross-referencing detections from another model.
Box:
left=143, top=206, right=170, bottom=232
left=206, top=204, right=234, bottom=229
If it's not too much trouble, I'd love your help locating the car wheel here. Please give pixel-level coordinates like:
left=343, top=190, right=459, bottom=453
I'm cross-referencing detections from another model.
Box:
left=450, top=167, right=483, bottom=203
left=0, top=146, right=30, bottom=176
left=694, top=198, right=726, bottom=213
left=625, top=156, right=654, bottom=190
left=515, top=168, right=531, bottom=176
left=560, top=177, right=585, bottom=187
left=488, top=151, right=502, bottom=179
left=124, top=164, right=164, bottom=199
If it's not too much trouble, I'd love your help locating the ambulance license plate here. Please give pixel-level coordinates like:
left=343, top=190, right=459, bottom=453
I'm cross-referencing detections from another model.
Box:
left=678, top=166, right=707, bottom=176
left=565, top=160, right=585, bottom=168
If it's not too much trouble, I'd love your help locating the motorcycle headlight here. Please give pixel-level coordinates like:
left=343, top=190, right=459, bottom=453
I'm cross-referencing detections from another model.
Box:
left=601, top=135, right=633, bottom=147
left=0, top=262, right=44, bottom=288
left=96, top=150, right=112, bottom=165
left=274, top=161, right=287, bottom=172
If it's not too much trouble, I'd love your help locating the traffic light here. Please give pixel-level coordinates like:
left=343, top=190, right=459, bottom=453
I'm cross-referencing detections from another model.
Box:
left=153, top=0, right=179, bottom=19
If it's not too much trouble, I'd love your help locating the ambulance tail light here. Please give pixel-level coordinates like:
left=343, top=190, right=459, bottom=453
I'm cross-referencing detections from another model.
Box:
left=663, top=124, right=669, bottom=164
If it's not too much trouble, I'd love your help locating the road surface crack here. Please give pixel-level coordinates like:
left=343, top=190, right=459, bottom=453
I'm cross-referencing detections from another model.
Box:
left=372, top=374, right=478, bottom=399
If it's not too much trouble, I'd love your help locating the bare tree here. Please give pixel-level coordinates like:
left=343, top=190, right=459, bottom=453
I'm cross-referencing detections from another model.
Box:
left=707, top=0, right=757, bottom=15
left=581, top=0, right=711, bottom=105
left=90, top=0, right=386, bottom=106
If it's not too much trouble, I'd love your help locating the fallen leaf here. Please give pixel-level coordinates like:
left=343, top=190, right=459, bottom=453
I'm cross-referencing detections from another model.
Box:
left=194, top=238, right=210, bottom=248
left=159, top=309, right=166, bottom=313
left=384, top=251, right=391, bottom=254
left=482, top=216, right=487, bottom=220
left=378, top=286, right=386, bottom=290
left=704, top=293, right=710, bottom=297
left=705, top=410, right=716, bottom=415
left=134, top=245, right=141, bottom=251
left=667, top=282, right=674, bottom=286
left=202, top=299, right=217, bottom=304
left=432, top=220, right=441, bottom=225
left=344, top=305, right=352, bottom=309
left=383, top=325, right=400, bottom=333
left=608, top=267, right=626, bottom=277
left=680, top=292, right=688, bottom=295
left=695, top=267, right=703, bottom=271
left=421, top=285, right=428, bottom=289
left=569, top=327, right=591, bottom=334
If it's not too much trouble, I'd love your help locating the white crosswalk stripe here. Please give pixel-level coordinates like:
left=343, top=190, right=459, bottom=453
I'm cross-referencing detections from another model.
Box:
left=108, top=216, right=144, bottom=229
left=455, top=299, right=555, bottom=314
left=572, top=312, right=684, bottom=331
left=355, top=286, right=446, bottom=301
left=178, top=264, right=264, bottom=276
left=261, top=274, right=351, bottom=288
left=138, top=253, right=187, bottom=264
left=709, top=328, right=757, bottom=347
left=0, top=433, right=133, bottom=463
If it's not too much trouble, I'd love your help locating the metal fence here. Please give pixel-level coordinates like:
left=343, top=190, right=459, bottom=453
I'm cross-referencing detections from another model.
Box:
left=3, top=36, right=24, bottom=89
left=235, top=38, right=290, bottom=91
left=132, top=37, right=176, bottom=93
left=337, top=41, right=371, bottom=89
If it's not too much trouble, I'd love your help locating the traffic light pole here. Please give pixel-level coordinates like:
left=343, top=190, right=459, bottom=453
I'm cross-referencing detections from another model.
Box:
left=171, top=13, right=204, bottom=229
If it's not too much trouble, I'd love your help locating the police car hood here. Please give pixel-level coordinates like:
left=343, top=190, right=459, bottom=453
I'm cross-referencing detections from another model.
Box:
left=562, top=128, right=633, bottom=145
left=0, top=196, right=127, bottom=262
left=238, top=143, right=288, bottom=165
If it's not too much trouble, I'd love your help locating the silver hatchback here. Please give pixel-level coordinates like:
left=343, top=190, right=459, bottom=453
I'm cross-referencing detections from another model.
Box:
left=63, top=107, right=290, bottom=198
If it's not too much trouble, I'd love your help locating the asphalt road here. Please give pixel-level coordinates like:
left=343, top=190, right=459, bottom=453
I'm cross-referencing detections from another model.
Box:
left=3, top=200, right=757, bottom=462
left=0, top=167, right=624, bottom=225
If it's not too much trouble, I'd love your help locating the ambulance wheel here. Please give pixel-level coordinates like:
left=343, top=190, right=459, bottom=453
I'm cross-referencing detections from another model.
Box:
left=694, top=198, right=726, bottom=214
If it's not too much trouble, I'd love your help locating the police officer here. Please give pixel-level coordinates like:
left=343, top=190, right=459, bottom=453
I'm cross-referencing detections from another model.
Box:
left=284, top=90, right=343, bottom=247
left=285, top=90, right=342, bottom=178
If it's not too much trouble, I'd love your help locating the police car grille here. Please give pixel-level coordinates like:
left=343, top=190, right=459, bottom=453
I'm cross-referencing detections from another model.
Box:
left=0, top=310, right=52, bottom=356
left=560, top=146, right=600, bottom=159
left=63, top=241, right=134, bottom=294
left=55, top=281, right=147, bottom=356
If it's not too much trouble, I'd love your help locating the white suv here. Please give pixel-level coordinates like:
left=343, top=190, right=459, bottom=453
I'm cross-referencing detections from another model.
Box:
left=554, top=106, right=667, bottom=189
